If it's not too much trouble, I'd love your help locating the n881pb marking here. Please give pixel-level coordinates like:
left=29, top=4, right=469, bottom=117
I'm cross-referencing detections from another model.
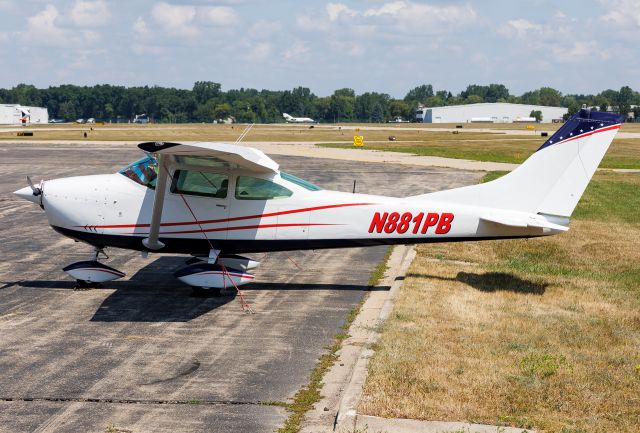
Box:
left=368, top=212, right=454, bottom=235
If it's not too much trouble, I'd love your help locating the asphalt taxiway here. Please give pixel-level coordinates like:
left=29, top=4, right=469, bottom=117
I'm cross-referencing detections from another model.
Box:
left=0, top=141, right=480, bottom=433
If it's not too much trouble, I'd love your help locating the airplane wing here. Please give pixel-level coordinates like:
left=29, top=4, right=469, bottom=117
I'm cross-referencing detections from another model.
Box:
left=137, top=141, right=279, bottom=251
left=138, top=141, right=279, bottom=174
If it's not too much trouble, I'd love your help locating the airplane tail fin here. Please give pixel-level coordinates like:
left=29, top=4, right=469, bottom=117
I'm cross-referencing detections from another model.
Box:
left=416, top=108, right=623, bottom=218
left=282, top=113, right=292, bottom=120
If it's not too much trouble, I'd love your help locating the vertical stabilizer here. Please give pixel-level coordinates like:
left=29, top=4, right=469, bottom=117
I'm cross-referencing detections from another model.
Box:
left=414, top=108, right=623, bottom=217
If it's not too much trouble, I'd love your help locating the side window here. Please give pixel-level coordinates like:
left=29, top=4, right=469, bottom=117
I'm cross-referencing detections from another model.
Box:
left=235, top=176, right=292, bottom=200
left=171, top=170, right=229, bottom=199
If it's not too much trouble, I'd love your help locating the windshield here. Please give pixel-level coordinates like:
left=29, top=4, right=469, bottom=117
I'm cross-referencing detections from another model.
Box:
left=119, top=156, right=157, bottom=189
left=280, top=172, right=322, bottom=191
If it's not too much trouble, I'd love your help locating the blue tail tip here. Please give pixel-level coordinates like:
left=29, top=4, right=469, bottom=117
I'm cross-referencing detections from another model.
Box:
left=538, top=108, right=623, bottom=151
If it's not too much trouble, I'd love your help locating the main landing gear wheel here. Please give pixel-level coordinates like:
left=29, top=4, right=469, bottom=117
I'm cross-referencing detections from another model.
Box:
left=74, top=279, right=103, bottom=290
left=191, top=286, right=223, bottom=297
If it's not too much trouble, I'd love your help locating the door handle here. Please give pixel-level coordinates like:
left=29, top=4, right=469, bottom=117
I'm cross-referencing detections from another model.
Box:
left=216, top=204, right=227, bottom=208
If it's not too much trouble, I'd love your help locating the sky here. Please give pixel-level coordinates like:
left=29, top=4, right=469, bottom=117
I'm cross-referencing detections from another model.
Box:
left=0, top=0, right=638, bottom=97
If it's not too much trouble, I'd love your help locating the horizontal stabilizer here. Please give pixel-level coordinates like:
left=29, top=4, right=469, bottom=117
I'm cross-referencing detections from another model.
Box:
left=480, top=212, right=569, bottom=232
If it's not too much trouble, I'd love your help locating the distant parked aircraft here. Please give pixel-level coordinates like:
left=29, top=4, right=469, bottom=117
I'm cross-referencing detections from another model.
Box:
left=283, top=113, right=315, bottom=123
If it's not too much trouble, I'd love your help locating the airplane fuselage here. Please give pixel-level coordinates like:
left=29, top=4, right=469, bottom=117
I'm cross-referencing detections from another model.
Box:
left=37, top=170, right=551, bottom=256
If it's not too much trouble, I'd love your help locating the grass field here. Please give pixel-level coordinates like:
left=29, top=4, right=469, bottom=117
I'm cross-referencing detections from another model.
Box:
left=359, top=171, right=640, bottom=433
left=319, top=137, right=640, bottom=169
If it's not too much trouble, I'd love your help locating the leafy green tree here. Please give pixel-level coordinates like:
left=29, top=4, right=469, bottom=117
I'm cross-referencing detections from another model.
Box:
left=465, top=94, right=483, bottom=104
left=529, top=110, right=543, bottom=122
left=58, top=100, right=78, bottom=120
left=539, top=87, right=562, bottom=106
left=194, top=100, right=218, bottom=122
left=192, top=81, right=221, bottom=104
left=617, top=86, right=633, bottom=121
left=425, top=95, right=445, bottom=107
left=403, top=84, right=434, bottom=104
left=330, top=89, right=356, bottom=122
left=388, top=100, right=411, bottom=119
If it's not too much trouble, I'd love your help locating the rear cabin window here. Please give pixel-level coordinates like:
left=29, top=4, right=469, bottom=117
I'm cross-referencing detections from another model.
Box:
left=171, top=170, right=229, bottom=199
left=280, top=172, right=322, bottom=191
left=119, top=156, right=157, bottom=189
left=235, top=176, right=292, bottom=200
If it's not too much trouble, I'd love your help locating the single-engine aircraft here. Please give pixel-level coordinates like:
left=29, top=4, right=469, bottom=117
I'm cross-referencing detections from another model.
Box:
left=282, top=113, right=316, bottom=123
left=14, top=108, right=622, bottom=295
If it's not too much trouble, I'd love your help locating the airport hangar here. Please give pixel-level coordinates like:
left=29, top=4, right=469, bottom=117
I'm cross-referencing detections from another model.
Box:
left=0, top=104, right=49, bottom=125
left=415, top=102, right=568, bottom=124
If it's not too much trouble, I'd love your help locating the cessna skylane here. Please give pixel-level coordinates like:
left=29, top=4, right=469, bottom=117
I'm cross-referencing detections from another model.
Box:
left=14, top=108, right=622, bottom=295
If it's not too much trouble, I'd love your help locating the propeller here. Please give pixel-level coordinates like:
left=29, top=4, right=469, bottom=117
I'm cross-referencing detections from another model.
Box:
left=26, top=176, right=42, bottom=196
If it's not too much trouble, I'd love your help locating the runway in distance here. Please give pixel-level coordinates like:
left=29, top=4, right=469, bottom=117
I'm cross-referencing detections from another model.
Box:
left=282, top=113, right=316, bottom=123
left=15, top=108, right=622, bottom=295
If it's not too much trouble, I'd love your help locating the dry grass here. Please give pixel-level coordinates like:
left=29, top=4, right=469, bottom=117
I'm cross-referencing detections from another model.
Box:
left=360, top=172, right=640, bottom=433
left=0, top=123, right=508, bottom=143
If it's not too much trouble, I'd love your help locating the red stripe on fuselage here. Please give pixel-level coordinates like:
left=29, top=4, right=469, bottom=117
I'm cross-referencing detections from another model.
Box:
left=79, top=203, right=375, bottom=230
left=128, top=223, right=338, bottom=235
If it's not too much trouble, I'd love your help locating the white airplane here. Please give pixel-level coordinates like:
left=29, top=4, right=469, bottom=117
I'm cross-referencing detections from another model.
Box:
left=14, top=108, right=622, bottom=296
left=283, top=113, right=316, bottom=123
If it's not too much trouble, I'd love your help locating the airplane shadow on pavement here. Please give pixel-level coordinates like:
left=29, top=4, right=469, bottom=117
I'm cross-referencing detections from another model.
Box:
left=9, top=256, right=379, bottom=322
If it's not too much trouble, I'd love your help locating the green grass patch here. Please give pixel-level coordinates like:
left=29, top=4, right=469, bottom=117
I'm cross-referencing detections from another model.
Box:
left=482, top=171, right=640, bottom=225
left=572, top=173, right=640, bottom=224
left=368, top=246, right=394, bottom=287
left=318, top=137, right=640, bottom=169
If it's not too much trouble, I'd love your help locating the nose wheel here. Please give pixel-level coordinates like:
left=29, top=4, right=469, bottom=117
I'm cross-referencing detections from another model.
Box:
left=62, top=248, right=125, bottom=289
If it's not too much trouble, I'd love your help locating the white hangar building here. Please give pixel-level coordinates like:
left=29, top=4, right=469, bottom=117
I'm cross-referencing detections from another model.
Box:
left=0, top=104, right=49, bottom=125
left=416, top=103, right=567, bottom=124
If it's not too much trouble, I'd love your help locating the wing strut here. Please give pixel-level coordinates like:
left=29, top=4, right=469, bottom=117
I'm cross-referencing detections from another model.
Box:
left=142, top=154, right=168, bottom=250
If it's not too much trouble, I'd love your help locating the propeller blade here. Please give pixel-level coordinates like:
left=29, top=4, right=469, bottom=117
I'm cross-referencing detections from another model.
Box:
left=26, top=176, right=42, bottom=196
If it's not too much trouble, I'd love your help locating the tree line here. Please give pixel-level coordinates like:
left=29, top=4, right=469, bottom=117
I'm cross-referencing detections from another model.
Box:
left=1, top=82, right=639, bottom=123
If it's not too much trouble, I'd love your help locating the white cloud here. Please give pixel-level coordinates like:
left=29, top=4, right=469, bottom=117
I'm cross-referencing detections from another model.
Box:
left=282, top=41, right=309, bottom=60
left=245, top=42, right=272, bottom=61
left=330, top=40, right=364, bottom=57
left=298, top=1, right=476, bottom=35
left=249, top=20, right=281, bottom=38
left=70, top=0, right=110, bottom=27
left=199, top=6, right=239, bottom=26
left=151, top=2, right=197, bottom=36
left=133, top=17, right=149, bottom=36
left=497, top=15, right=607, bottom=64
left=17, top=3, right=105, bottom=49
left=600, top=0, right=640, bottom=41
left=499, top=19, right=542, bottom=38
left=363, top=1, right=405, bottom=17
left=296, top=14, right=328, bottom=31
left=26, top=5, right=67, bottom=44
left=601, top=0, right=640, bottom=26
left=0, top=0, right=13, bottom=12
left=326, top=3, right=357, bottom=21
left=551, top=41, right=608, bottom=63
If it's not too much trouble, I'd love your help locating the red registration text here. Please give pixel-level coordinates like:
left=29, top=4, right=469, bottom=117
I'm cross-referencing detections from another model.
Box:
left=368, top=212, right=454, bottom=235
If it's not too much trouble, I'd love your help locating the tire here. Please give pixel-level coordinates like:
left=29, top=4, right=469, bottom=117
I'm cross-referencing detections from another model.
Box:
left=191, top=286, right=223, bottom=297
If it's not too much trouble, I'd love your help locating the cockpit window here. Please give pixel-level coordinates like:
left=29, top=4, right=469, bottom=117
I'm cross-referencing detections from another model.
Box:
left=280, top=172, right=322, bottom=191
left=119, top=156, right=157, bottom=189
